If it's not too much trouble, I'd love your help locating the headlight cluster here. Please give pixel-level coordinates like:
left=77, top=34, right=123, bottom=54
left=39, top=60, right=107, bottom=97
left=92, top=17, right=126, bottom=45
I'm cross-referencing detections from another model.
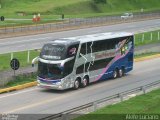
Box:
left=55, top=82, right=61, bottom=85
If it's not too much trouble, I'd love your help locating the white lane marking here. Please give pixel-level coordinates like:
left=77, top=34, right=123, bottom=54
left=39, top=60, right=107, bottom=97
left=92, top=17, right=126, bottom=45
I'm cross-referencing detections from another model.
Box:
left=0, top=87, right=39, bottom=99
left=0, top=37, right=51, bottom=46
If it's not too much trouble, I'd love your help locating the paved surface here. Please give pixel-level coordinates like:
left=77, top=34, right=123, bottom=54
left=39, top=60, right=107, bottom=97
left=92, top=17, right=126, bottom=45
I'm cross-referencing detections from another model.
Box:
left=0, top=19, right=160, bottom=54
left=0, top=57, right=159, bottom=116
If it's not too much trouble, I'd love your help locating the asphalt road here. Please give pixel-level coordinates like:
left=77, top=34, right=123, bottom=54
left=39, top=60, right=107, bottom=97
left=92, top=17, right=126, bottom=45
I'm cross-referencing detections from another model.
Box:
left=0, top=19, right=160, bottom=54
left=0, top=57, right=160, bottom=117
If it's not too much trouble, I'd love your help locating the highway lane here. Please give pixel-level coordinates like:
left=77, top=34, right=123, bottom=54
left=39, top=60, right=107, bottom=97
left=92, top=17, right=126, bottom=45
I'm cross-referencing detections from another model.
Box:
left=0, top=19, right=160, bottom=54
left=0, top=57, right=160, bottom=115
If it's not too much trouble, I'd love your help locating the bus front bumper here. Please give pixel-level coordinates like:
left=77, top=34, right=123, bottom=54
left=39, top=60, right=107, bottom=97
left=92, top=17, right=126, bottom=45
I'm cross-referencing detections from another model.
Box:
left=37, top=83, right=64, bottom=90
left=37, top=80, right=65, bottom=90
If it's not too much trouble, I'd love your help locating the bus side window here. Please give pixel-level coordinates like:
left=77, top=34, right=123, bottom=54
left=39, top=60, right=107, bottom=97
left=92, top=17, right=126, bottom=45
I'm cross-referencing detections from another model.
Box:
left=67, top=44, right=79, bottom=58
left=87, top=42, right=92, bottom=54
left=64, top=60, right=74, bottom=76
left=79, top=43, right=86, bottom=57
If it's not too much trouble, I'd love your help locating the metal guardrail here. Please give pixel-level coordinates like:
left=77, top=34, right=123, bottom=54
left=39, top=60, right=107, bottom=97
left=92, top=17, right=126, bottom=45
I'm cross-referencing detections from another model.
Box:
left=0, top=11, right=160, bottom=38
left=39, top=80, right=160, bottom=120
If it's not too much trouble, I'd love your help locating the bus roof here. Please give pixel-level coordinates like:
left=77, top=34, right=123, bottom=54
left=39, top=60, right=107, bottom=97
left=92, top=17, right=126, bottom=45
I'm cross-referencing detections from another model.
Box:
left=51, top=32, right=133, bottom=45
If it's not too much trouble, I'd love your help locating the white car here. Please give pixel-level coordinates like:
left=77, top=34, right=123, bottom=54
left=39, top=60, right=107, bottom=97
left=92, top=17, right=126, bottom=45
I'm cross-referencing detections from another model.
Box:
left=121, top=13, right=133, bottom=19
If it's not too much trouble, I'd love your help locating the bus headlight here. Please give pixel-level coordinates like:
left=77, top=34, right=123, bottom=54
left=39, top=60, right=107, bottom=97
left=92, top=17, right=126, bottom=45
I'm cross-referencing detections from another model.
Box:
left=56, top=82, right=61, bottom=85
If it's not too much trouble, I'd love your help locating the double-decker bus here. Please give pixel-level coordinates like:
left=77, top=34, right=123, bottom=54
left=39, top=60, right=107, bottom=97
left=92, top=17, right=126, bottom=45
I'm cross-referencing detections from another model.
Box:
left=32, top=32, right=134, bottom=90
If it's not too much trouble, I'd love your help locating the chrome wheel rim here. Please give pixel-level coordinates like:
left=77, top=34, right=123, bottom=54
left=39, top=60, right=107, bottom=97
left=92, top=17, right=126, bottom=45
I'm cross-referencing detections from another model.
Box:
left=83, top=78, right=87, bottom=86
left=75, top=80, right=79, bottom=89
left=119, top=69, right=123, bottom=77
left=113, top=71, right=117, bottom=78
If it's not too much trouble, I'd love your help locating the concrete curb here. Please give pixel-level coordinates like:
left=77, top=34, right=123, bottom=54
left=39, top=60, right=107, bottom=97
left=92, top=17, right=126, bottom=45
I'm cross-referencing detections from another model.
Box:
left=0, top=54, right=160, bottom=94
left=0, top=81, right=37, bottom=94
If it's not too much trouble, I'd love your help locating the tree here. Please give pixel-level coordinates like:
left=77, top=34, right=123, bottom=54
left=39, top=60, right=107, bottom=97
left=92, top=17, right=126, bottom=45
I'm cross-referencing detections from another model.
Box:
left=93, top=0, right=106, bottom=4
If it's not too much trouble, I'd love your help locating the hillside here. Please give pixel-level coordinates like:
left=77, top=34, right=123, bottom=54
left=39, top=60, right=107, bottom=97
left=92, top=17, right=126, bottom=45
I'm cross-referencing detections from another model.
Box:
left=0, top=0, right=160, bottom=17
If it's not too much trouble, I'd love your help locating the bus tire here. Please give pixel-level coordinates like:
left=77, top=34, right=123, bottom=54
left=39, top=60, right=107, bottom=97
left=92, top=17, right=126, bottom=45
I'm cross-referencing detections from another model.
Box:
left=119, top=69, right=123, bottom=77
left=73, top=79, right=80, bottom=90
left=81, top=77, right=89, bottom=88
left=113, top=69, right=118, bottom=79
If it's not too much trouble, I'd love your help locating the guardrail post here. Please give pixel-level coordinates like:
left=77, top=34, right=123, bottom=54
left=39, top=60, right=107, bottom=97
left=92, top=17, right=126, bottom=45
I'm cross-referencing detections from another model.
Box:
left=150, top=32, right=153, bottom=41
left=119, top=93, right=123, bottom=102
left=142, top=34, right=144, bottom=43
left=27, top=50, right=30, bottom=63
left=93, top=102, right=97, bottom=111
left=11, top=52, right=13, bottom=60
left=141, top=86, right=146, bottom=94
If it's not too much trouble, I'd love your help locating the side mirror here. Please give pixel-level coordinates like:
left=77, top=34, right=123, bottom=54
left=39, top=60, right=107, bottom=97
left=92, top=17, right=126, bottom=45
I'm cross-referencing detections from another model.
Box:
left=32, top=56, right=39, bottom=67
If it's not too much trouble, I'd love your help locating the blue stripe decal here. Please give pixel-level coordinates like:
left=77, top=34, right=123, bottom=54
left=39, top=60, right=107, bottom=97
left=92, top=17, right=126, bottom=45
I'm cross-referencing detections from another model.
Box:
left=38, top=77, right=61, bottom=83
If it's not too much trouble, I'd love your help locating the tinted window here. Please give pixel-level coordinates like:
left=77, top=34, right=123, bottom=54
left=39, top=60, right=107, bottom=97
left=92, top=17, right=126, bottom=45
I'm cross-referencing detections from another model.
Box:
left=80, top=43, right=86, bottom=55
left=38, top=61, right=63, bottom=79
left=40, top=44, right=65, bottom=60
left=67, top=44, right=79, bottom=58
left=76, top=57, right=113, bottom=74
left=64, top=59, right=75, bottom=76
left=87, top=42, right=92, bottom=54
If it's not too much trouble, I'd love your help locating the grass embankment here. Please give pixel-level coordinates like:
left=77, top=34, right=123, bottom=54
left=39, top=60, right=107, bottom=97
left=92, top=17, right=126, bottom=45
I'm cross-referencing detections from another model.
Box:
left=0, top=0, right=160, bottom=26
left=5, top=73, right=37, bottom=88
left=135, top=30, right=160, bottom=46
left=76, top=88, right=160, bottom=120
left=0, top=50, right=39, bottom=71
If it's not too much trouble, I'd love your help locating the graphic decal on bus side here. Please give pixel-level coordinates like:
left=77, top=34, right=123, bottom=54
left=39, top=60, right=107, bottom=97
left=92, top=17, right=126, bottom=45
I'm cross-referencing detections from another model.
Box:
left=80, top=41, right=95, bottom=77
left=79, top=53, right=88, bottom=77
left=95, top=38, right=133, bottom=81
left=87, top=41, right=95, bottom=76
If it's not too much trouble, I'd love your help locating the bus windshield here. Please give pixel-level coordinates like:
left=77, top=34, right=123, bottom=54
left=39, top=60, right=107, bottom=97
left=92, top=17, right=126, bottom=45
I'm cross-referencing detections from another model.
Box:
left=40, top=44, right=66, bottom=60
left=38, top=61, right=63, bottom=80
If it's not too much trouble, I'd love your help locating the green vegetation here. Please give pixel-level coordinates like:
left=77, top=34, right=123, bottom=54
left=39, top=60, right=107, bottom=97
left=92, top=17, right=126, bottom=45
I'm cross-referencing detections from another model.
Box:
left=0, top=50, right=40, bottom=71
left=135, top=30, right=160, bottom=46
left=0, top=0, right=160, bottom=26
left=5, top=73, right=36, bottom=88
left=1, top=0, right=159, bottom=16
left=75, top=88, right=160, bottom=120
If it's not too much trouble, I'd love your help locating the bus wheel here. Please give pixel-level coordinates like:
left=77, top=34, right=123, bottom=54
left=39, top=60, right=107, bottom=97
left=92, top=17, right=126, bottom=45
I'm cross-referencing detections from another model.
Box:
left=73, top=79, right=80, bottom=90
left=81, top=77, right=88, bottom=88
left=113, top=69, right=118, bottom=79
left=119, top=69, right=123, bottom=77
